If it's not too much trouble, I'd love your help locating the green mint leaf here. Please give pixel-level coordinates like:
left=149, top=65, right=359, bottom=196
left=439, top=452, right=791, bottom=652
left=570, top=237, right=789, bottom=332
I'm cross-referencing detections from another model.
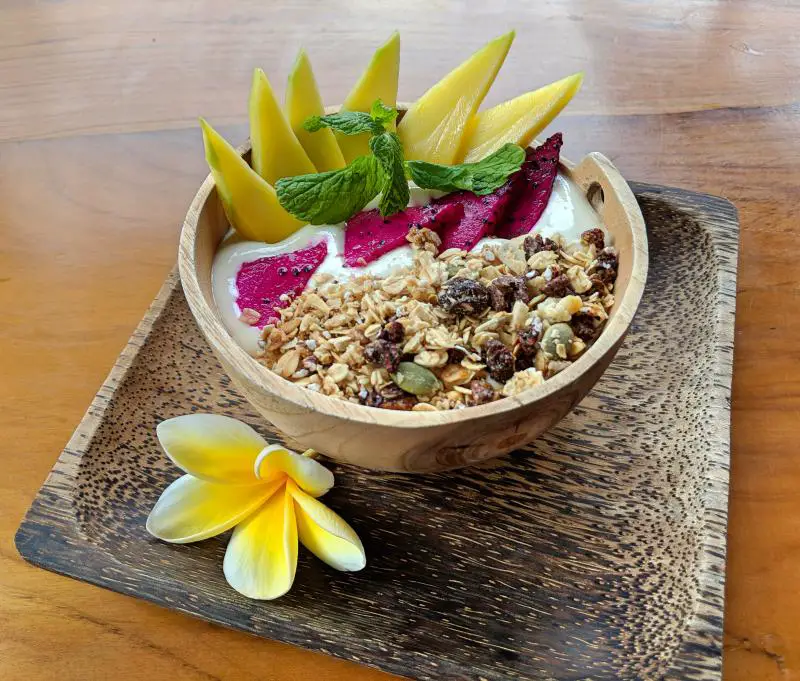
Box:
left=406, top=143, right=526, bottom=196
left=303, top=111, right=383, bottom=136
left=276, top=155, right=383, bottom=225
left=369, top=132, right=409, bottom=217
left=370, top=99, right=398, bottom=126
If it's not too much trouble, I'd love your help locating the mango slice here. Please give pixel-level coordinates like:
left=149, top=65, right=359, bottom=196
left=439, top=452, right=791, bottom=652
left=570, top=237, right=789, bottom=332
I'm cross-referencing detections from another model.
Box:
left=398, top=31, right=515, bottom=165
left=286, top=50, right=346, bottom=172
left=459, top=72, right=583, bottom=162
left=200, top=118, right=304, bottom=243
left=249, top=68, right=316, bottom=185
left=336, top=32, right=401, bottom=163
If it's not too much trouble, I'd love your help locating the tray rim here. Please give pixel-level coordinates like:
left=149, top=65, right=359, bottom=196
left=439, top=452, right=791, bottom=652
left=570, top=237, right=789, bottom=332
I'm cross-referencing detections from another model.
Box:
left=14, top=182, right=739, bottom=681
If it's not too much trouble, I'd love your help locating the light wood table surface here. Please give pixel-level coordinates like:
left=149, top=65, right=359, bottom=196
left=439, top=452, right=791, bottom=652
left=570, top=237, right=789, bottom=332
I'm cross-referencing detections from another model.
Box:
left=2, top=1, right=798, bottom=679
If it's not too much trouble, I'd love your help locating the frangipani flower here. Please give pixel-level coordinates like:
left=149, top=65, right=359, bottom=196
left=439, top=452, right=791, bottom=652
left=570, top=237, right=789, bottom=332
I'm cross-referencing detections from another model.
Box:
left=146, top=413, right=365, bottom=599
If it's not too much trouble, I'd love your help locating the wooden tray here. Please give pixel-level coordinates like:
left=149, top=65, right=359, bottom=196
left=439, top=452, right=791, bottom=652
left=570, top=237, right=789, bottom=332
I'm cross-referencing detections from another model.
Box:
left=15, top=183, right=738, bottom=681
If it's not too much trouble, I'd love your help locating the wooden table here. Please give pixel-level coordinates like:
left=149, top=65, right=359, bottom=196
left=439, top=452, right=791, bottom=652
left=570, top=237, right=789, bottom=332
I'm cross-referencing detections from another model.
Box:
left=1, top=1, right=797, bottom=679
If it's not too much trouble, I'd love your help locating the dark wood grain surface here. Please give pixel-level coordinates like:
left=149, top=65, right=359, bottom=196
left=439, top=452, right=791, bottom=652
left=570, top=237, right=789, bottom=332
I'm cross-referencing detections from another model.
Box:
left=2, top=2, right=798, bottom=680
left=16, top=184, right=737, bottom=680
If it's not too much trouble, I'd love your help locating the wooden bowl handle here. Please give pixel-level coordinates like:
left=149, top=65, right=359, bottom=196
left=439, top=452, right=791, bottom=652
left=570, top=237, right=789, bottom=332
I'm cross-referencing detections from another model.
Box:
left=567, top=152, right=648, bottom=323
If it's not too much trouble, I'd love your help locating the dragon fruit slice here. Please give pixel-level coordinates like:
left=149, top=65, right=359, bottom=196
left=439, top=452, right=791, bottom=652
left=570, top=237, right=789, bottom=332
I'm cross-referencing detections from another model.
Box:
left=235, top=239, right=328, bottom=328
left=433, top=177, right=521, bottom=252
left=344, top=202, right=465, bottom=267
left=494, top=133, right=563, bottom=239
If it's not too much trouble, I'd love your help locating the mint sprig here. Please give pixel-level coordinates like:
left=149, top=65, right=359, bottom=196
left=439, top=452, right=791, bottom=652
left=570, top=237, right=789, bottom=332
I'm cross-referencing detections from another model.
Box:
left=303, top=111, right=383, bottom=137
left=276, top=155, right=383, bottom=225
left=369, top=132, right=409, bottom=217
left=370, top=99, right=398, bottom=126
left=406, top=144, right=525, bottom=196
left=277, top=99, right=525, bottom=224
left=303, top=99, right=398, bottom=138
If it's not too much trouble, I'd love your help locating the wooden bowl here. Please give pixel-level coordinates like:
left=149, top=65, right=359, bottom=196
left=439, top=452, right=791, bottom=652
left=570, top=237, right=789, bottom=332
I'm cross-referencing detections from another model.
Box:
left=179, top=120, right=648, bottom=472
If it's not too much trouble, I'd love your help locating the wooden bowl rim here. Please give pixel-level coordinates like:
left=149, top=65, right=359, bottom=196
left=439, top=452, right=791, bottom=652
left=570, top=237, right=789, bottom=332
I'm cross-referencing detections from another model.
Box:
left=179, top=112, right=648, bottom=430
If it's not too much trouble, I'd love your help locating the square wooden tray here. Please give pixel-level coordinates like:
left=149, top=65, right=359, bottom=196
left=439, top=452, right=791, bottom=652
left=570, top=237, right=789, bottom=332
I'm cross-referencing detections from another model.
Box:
left=15, top=182, right=738, bottom=681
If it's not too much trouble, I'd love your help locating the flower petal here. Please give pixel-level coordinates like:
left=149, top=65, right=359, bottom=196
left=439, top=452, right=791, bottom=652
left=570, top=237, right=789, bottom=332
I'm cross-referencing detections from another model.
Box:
left=255, top=447, right=334, bottom=497
left=288, top=481, right=366, bottom=572
left=157, top=414, right=267, bottom=484
left=146, top=474, right=282, bottom=543
left=223, top=486, right=298, bottom=600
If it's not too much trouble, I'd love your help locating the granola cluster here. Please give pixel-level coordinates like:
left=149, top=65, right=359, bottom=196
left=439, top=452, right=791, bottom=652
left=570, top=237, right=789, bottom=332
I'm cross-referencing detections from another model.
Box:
left=256, top=227, right=617, bottom=411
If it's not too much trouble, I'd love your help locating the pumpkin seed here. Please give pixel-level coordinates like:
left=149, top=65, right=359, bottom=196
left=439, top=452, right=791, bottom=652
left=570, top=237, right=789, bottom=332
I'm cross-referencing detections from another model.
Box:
left=541, top=323, right=574, bottom=357
left=392, top=362, right=442, bottom=396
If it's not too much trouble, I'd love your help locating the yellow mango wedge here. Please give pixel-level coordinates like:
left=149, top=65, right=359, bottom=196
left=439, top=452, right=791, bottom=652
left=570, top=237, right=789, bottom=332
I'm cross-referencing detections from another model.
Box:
left=398, top=31, right=515, bottom=164
left=459, top=72, right=584, bottom=162
left=200, top=118, right=304, bottom=243
left=286, top=50, right=346, bottom=172
left=336, top=32, right=401, bottom=163
left=249, top=68, right=316, bottom=185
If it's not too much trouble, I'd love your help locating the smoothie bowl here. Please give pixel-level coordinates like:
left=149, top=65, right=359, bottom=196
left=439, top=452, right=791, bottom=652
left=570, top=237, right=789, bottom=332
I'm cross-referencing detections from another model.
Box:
left=179, top=32, right=647, bottom=472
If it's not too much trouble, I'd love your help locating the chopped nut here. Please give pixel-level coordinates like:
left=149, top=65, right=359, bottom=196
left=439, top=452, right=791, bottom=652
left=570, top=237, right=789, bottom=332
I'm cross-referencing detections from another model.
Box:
left=274, top=349, right=301, bottom=378
left=382, top=277, right=407, bottom=296
left=511, top=300, right=529, bottom=330
left=471, top=331, right=499, bottom=348
left=262, top=327, right=287, bottom=351
left=239, top=307, right=262, bottom=326
left=527, top=249, right=560, bottom=271
left=406, top=226, right=442, bottom=255
left=569, top=337, right=587, bottom=358
left=324, top=313, right=349, bottom=330
left=461, top=357, right=487, bottom=372
left=364, top=322, right=382, bottom=340
left=537, top=295, right=583, bottom=323
left=414, top=349, right=448, bottom=368
left=370, top=368, right=389, bottom=387
left=326, top=363, right=350, bottom=384
left=303, top=293, right=330, bottom=314
left=402, top=331, right=424, bottom=354
left=566, top=265, right=593, bottom=294
left=440, top=363, right=472, bottom=386
left=502, top=368, right=545, bottom=397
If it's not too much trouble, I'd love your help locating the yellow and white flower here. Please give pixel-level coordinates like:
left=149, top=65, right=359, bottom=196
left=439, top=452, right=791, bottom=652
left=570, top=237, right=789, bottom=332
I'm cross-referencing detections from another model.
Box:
left=146, top=413, right=365, bottom=600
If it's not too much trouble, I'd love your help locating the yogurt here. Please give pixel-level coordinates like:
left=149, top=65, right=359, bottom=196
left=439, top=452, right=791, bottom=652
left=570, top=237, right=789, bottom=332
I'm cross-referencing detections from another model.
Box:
left=212, top=173, right=604, bottom=354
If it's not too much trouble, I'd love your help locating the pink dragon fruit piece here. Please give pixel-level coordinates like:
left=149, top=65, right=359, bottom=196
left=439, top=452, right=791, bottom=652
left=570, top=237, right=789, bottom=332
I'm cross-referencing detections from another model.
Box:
left=235, top=239, right=328, bottom=328
left=344, top=202, right=465, bottom=267
left=433, top=177, right=521, bottom=252
left=494, top=133, right=563, bottom=239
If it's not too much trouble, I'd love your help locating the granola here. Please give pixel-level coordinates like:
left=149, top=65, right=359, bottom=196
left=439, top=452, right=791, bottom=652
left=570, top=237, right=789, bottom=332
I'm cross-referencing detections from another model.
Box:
left=256, top=227, right=617, bottom=411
